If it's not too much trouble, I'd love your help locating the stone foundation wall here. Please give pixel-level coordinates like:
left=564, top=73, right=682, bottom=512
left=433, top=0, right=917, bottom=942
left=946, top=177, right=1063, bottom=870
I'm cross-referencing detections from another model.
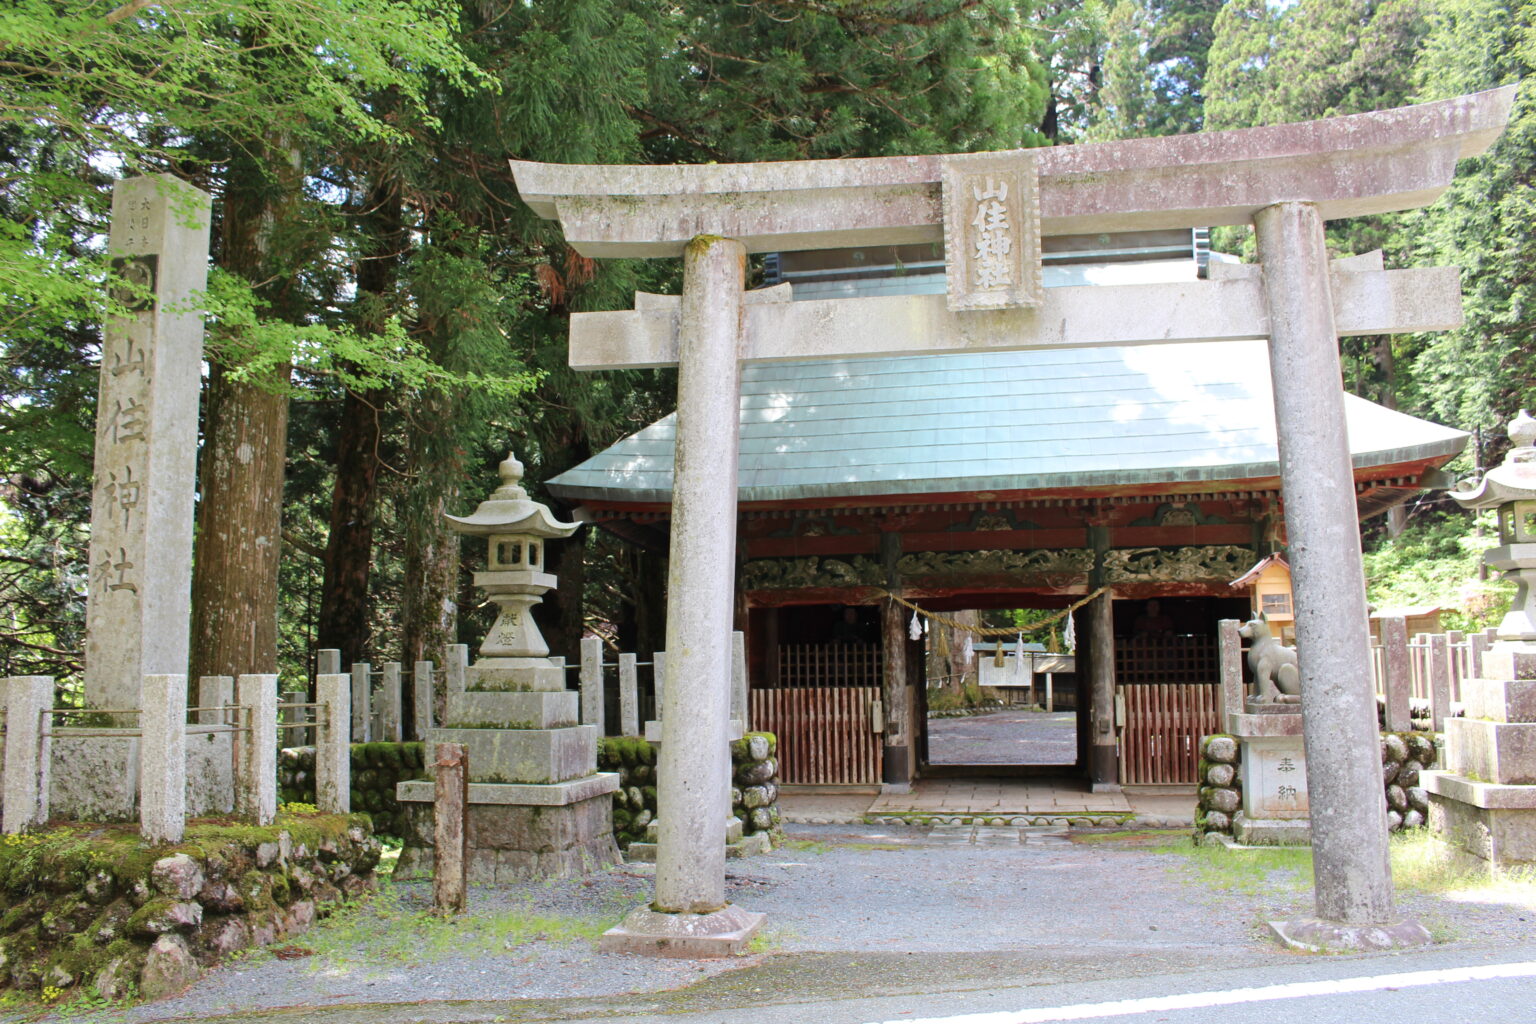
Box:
left=1195, top=730, right=1438, bottom=844
left=278, top=742, right=428, bottom=837
left=1195, top=735, right=1242, bottom=840
left=597, top=733, right=783, bottom=849
left=0, top=811, right=378, bottom=1002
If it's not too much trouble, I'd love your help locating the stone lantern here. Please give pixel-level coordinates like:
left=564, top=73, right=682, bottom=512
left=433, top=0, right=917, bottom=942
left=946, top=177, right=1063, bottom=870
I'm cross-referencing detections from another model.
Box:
left=392, top=452, right=620, bottom=881
left=1423, top=411, right=1536, bottom=867
left=445, top=452, right=576, bottom=669
left=1449, top=410, right=1536, bottom=642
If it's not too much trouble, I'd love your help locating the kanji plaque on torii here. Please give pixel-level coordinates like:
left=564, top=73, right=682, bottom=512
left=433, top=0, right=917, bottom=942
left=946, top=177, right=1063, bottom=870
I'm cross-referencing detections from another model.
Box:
left=511, top=86, right=1516, bottom=956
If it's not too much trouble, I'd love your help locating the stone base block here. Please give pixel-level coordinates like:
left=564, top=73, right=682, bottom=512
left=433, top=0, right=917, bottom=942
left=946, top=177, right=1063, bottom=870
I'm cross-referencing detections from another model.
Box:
left=1480, top=644, right=1536, bottom=683
left=599, top=904, right=764, bottom=958
left=445, top=690, right=578, bottom=730
left=396, top=773, right=619, bottom=807
left=1233, top=812, right=1311, bottom=846
left=1268, top=917, right=1431, bottom=953
left=395, top=785, right=619, bottom=884
left=185, top=725, right=234, bottom=817
left=1426, top=777, right=1536, bottom=864
left=433, top=724, right=596, bottom=784
left=1445, top=717, right=1536, bottom=785
left=468, top=659, right=564, bottom=693
left=1461, top=677, right=1536, bottom=724
left=50, top=736, right=138, bottom=821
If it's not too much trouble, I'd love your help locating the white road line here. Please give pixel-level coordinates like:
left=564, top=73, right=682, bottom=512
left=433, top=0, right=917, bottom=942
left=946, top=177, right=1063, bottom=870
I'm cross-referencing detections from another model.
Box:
left=865, top=960, right=1536, bottom=1024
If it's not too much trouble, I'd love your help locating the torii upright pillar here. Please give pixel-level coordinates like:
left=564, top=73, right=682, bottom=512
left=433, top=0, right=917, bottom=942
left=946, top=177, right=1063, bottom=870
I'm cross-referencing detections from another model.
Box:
left=1256, top=202, right=1425, bottom=949
left=599, top=236, right=766, bottom=955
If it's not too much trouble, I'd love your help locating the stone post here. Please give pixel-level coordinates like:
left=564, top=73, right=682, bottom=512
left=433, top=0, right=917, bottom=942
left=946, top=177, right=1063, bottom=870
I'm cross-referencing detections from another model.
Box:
left=603, top=236, right=763, bottom=955
left=1381, top=617, right=1413, bottom=733
left=413, top=660, right=435, bottom=741
left=1429, top=634, right=1453, bottom=733
left=316, top=673, right=351, bottom=814
left=1255, top=201, right=1417, bottom=946
left=1471, top=630, right=1492, bottom=679
left=317, top=649, right=341, bottom=676
left=1087, top=591, right=1118, bottom=790
left=3, top=677, right=52, bottom=833
left=380, top=662, right=403, bottom=743
left=84, top=176, right=210, bottom=714
left=731, top=630, right=748, bottom=729
left=580, top=636, right=604, bottom=732
left=280, top=689, right=306, bottom=749
left=881, top=598, right=912, bottom=786
left=197, top=675, right=233, bottom=726
left=236, top=674, right=277, bottom=826
left=1218, top=619, right=1244, bottom=729
left=619, top=654, right=639, bottom=736
left=140, top=674, right=187, bottom=843
left=433, top=742, right=468, bottom=916
left=350, top=661, right=371, bottom=742
left=446, top=645, right=468, bottom=698
left=652, top=651, right=666, bottom=721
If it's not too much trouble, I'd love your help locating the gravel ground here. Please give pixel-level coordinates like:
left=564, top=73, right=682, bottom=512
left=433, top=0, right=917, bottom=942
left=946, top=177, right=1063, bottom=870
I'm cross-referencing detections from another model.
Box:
left=928, top=708, right=1078, bottom=764
left=12, top=824, right=1536, bottom=1023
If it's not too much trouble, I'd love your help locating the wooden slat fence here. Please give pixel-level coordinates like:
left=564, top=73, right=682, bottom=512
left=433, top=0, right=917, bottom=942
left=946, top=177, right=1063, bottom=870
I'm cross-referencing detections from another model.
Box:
left=1118, top=683, right=1221, bottom=785
left=750, top=685, right=882, bottom=785
left=752, top=642, right=882, bottom=785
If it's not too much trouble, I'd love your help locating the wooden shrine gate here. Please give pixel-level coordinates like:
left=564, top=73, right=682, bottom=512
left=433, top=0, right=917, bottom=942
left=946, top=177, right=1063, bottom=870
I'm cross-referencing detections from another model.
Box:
left=1114, top=636, right=1223, bottom=785
left=749, top=643, right=883, bottom=785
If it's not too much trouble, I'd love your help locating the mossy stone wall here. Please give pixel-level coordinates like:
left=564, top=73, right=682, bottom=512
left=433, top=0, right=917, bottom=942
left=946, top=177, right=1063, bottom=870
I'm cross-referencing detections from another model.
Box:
left=278, top=742, right=429, bottom=838
left=0, top=812, right=377, bottom=1002
left=599, top=732, right=783, bottom=848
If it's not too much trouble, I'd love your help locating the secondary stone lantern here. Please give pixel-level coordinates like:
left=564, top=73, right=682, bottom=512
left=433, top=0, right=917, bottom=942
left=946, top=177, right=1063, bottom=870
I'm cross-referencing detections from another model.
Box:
left=394, top=453, right=619, bottom=880
left=1450, top=411, right=1536, bottom=642
left=448, top=452, right=575, bottom=670
left=1422, top=411, right=1536, bottom=866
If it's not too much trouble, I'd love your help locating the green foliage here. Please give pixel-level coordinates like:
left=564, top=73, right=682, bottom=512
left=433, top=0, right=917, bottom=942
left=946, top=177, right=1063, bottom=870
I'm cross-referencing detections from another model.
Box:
left=1363, top=511, right=1511, bottom=631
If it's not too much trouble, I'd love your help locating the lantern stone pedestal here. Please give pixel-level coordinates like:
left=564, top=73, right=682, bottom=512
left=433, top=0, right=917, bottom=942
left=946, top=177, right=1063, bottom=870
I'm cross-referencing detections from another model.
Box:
left=396, top=455, right=619, bottom=882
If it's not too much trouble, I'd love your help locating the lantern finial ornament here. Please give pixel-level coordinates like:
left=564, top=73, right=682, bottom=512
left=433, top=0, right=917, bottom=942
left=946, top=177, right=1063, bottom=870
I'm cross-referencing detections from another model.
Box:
left=445, top=452, right=579, bottom=661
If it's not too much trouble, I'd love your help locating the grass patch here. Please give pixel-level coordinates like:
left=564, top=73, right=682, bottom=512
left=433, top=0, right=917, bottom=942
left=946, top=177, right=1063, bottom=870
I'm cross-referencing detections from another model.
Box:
left=302, top=885, right=607, bottom=968
left=841, top=842, right=908, bottom=852
left=1161, top=840, right=1315, bottom=897
left=1070, top=829, right=1177, bottom=846
left=779, top=839, right=831, bottom=856
left=1390, top=830, right=1536, bottom=903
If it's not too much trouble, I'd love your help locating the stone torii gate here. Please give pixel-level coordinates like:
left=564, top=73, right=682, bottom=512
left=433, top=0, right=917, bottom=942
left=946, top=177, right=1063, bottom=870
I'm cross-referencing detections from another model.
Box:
left=511, top=86, right=1515, bottom=954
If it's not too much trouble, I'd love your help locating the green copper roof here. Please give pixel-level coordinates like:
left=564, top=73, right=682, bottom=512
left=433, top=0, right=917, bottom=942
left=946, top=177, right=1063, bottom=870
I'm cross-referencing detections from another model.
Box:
left=547, top=339, right=1466, bottom=508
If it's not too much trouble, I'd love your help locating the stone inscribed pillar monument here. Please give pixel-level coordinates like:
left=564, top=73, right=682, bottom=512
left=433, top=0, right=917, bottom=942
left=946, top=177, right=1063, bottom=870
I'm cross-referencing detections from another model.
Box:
left=85, top=174, right=211, bottom=713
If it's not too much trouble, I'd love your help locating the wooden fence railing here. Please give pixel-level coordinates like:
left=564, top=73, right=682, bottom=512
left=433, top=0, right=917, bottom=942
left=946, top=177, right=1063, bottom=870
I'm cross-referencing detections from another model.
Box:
left=1118, top=682, right=1222, bottom=785
left=750, top=685, right=882, bottom=785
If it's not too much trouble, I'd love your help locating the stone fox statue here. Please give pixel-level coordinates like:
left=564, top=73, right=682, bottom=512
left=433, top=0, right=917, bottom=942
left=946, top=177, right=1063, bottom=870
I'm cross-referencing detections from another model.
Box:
left=1238, top=616, right=1301, bottom=702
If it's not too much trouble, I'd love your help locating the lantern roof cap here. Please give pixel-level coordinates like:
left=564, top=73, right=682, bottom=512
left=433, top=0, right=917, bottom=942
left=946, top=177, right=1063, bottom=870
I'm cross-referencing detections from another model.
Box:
left=445, top=453, right=580, bottom=539
left=1450, top=411, right=1536, bottom=508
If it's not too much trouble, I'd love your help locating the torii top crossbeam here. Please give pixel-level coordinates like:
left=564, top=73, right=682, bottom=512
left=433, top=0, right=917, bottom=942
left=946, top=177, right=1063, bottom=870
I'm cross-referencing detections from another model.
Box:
left=511, top=87, right=1514, bottom=258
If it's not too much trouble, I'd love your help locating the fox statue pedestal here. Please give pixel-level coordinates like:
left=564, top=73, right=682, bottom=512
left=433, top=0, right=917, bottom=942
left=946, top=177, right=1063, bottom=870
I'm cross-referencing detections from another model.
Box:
left=397, top=454, right=619, bottom=882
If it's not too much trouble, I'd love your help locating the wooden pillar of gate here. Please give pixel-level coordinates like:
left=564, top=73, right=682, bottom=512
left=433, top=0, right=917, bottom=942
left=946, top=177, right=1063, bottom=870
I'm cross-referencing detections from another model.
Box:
left=881, top=598, right=911, bottom=787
